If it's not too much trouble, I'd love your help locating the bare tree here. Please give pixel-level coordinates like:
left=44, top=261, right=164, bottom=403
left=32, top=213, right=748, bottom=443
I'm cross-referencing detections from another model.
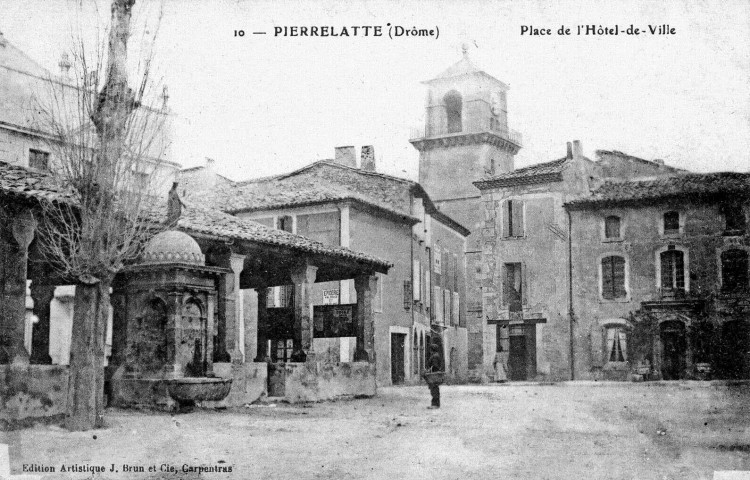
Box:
left=33, top=0, right=169, bottom=431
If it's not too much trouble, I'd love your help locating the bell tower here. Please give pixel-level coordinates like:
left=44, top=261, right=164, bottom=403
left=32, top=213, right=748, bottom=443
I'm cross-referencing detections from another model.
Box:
left=410, top=46, right=522, bottom=372
left=411, top=46, right=522, bottom=210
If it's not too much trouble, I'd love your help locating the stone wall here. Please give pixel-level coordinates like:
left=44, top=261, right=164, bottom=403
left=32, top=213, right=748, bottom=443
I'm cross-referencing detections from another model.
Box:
left=202, top=362, right=267, bottom=407
left=283, top=361, right=376, bottom=403
left=0, top=365, right=68, bottom=427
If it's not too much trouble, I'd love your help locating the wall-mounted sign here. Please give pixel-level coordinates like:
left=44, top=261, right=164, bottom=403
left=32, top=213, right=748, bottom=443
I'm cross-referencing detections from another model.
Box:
left=313, top=304, right=356, bottom=337
left=323, top=289, right=340, bottom=305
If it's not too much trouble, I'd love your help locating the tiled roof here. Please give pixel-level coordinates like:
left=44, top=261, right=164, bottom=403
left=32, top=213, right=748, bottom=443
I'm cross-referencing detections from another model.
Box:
left=566, top=172, right=750, bottom=208
left=0, top=161, right=390, bottom=269
left=0, top=161, right=77, bottom=203
left=176, top=202, right=391, bottom=269
left=193, top=161, right=470, bottom=235
left=474, top=158, right=569, bottom=189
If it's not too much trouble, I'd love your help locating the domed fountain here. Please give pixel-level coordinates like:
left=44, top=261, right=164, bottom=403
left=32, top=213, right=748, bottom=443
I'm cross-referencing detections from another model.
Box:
left=109, top=230, right=232, bottom=411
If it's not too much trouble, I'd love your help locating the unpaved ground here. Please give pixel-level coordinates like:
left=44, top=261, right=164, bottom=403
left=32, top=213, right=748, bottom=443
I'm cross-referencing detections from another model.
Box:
left=2, top=383, right=750, bottom=480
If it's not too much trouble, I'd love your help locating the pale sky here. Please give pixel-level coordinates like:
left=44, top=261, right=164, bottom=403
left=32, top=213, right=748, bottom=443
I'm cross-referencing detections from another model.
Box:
left=2, top=0, right=749, bottom=181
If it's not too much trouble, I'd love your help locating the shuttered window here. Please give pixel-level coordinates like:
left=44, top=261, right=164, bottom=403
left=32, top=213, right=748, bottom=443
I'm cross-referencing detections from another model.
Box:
left=502, top=200, right=525, bottom=238
left=660, top=249, right=685, bottom=290
left=721, top=249, right=749, bottom=292
left=601, top=256, right=627, bottom=300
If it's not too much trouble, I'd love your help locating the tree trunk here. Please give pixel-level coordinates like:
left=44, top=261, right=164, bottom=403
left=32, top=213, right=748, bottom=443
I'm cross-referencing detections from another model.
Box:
left=65, top=278, right=110, bottom=431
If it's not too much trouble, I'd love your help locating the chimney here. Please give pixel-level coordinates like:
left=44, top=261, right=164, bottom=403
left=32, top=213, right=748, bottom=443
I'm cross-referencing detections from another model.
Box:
left=566, top=142, right=573, bottom=160
left=58, top=53, right=71, bottom=77
left=361, top=145, right=376, bottom=171
left=205, top=157, right=215, bottom=171
left=334, top=146, right=356, bottom=168
left=572, top=140, right=583, bottom=160
left=653, top=158, right=665, bottom=166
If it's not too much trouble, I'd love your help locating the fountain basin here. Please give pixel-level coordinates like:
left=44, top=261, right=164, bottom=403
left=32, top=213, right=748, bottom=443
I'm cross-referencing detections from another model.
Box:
left=166, top=377, right=233, bottom=407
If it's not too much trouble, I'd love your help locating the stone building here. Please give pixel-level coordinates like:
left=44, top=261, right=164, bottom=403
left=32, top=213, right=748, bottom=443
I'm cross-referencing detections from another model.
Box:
left=180, top=149, right=471, bottom=386
left=475, top=139, right=749, bottom=381
left=409, top=48, right=522, bottom=379
left=566, top=172, right=750, bottom=381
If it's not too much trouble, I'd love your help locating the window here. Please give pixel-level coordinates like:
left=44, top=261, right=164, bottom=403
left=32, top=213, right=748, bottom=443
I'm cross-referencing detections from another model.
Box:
left=722, top=204, right=747, bottom=234
left=274, top=339, right=294, bottom=363
left=502, top=200, right=525, bottom=238
left=604, top=216, right=621, bottom=240
left=277, top=215, right=293, bottom=233
left=721, top=249, right=749, bottom=292
left=413, top=332, right=419, bottom=375
left=452, top=292, right=460, bottom=327
left=29, top=149, right=49, bottom=170
left=601, top=256, right=627, bottom=300
left=606, top=327, right=627, bottom=362
left=444, top=90, right=462, bottom=133
left=660, top=248, right=685, bottom=291
left=663, top=211, right=680, bottom=235
left=267, top=286, right=293, bottom=308
left=412, top=260, right=421, bottom=302
left=503, top=263, right=523, bottom=312
left=443, top=289, right=451, bottom=326
left=434, top=286, right=443, bottom=323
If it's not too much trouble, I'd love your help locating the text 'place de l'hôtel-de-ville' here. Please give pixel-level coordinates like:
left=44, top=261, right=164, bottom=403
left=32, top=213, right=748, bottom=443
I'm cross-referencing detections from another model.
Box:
left=1, top=32, right=749, bottom=423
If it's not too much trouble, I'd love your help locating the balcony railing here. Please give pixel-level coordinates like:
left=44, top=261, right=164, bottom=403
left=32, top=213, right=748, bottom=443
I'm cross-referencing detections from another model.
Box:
left=410, top=121, right=523, bottom=147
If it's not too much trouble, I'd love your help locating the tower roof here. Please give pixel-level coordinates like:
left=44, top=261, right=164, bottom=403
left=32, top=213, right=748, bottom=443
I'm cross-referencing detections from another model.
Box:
left=425, top=49, right=507, bottom=88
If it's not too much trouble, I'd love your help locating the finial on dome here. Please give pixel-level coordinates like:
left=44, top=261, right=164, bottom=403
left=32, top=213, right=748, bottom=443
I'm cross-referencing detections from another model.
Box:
left=461, top=42, right=469, bottom=58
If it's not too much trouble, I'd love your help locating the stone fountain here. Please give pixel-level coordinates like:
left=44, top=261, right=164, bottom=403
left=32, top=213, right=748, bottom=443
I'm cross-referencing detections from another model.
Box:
left=109, top=230, right=232, bottom=411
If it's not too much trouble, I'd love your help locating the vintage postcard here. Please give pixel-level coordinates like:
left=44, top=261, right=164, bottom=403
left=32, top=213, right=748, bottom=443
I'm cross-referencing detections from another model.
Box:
left=0, top=1, right=748, bottom=479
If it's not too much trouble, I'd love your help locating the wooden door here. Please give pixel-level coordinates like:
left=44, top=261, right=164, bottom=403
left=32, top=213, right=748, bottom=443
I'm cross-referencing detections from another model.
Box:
left=509, top=326, right=527, bottom=381
left=391, top=333, right=406, bottom=385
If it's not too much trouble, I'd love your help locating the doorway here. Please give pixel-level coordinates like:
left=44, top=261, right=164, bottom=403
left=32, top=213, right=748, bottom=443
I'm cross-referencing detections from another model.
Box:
left=660, top=321, right=686, bottom=380
left=719, top=320, right=749, bottom=379
left=391, top=333, right=406, bottom=385
left=509, top=324, right=536, bottom=380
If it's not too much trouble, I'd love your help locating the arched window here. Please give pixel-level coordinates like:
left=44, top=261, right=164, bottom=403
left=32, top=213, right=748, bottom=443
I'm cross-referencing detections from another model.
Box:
left=604, top=216, right=621, bottom=240
left=721, top=249, right=749, bottom=292
left=663, top=211, right=680, bottom=235
left=444, top=90, right=462, bottom=133
left=601, top=255, right=627, bottom=300
left=660, top=249, right=686, bottom=291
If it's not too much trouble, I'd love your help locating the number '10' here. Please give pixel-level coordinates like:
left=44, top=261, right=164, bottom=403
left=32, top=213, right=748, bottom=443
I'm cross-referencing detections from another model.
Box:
left=234, top=30, right=245, bottom=37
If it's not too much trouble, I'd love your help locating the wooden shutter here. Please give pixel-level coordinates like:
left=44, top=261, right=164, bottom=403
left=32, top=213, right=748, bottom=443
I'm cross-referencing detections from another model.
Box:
left=501, top=200, right=510, bottom=238
left=501, top=264, right=509, bottom=306
left=602, top=257, right=614, bottom=299
left=521, top=261, right=528, bottom=305
left=413, top=260, right=421, bottom=301
left=512, top=200, right=525, bottom=237
left=613, top=256, right=626, bottom=298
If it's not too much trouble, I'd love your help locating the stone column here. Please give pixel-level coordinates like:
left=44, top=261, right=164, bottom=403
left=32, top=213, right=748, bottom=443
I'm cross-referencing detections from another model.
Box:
left=291, top=263, right=318, bottom=362
left=0, top=209, right=35, bottom=365
left=254, top=287, right=270, bottom=362
left=227, top=253, right=246, bottom=364
left=29, top=282, right=55, bottom=364
left=354, top=274, right=377, bottom=362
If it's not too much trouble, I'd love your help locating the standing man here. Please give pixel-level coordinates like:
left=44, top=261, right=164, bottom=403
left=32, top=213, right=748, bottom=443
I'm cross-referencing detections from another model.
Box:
left=423, top=334, right=445, bottom=409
